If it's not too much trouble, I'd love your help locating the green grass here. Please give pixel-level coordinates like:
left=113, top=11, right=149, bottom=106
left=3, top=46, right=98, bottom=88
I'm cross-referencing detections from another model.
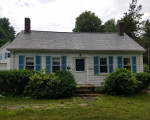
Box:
left=0, top=92, right=150, bottom=120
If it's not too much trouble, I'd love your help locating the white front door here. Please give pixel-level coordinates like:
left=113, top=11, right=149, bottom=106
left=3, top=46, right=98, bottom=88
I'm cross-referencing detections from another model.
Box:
left=72, top=58, right=87, bottom=84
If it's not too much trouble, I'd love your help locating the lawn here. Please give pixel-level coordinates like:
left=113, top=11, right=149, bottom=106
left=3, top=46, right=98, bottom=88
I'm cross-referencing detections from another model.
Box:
left=0, top=92, right=150, bottom=120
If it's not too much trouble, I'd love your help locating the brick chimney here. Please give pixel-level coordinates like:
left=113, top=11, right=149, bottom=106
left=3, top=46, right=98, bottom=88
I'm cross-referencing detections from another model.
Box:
left=118, top=22, right=124, bottom=36
left=24, top=18, right=30, bottom=33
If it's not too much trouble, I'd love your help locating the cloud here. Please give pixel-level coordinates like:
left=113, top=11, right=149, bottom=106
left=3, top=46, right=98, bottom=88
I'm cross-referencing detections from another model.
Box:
left=0, top=0, right=149, bottom=33
left=37, top=0, right=56, bottom=4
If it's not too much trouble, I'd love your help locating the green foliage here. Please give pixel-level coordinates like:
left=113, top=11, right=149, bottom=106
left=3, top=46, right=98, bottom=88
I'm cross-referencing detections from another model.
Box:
left=143, top=64, right=150, bottom=73
left=103, top=68, right=139, bottom=96
left=103, top=19, right=117, bottom=32
left=0, top=70, right=34, bottom=96
left=24, top=70, right=76, bottom=99
left=0, top=17, right=15, bottom=47
left=135, top=72, right=150, bottom=90
left=119, top=0, right=144, bottom=38
left=73, top=10, right=102, bottom=32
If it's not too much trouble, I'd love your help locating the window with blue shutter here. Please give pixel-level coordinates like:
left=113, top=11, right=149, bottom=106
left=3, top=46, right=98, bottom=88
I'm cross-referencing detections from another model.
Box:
left=19, top=55, right=24, bottom=69
left=117, top=56, right=123, bottom=68
left=36, top=55, right=41, bottom=71
left=46, top=56, right=51, bottom=73
left=61, top=56, right=66, bottom=71
left=109, top=56, right=113, bottom=73
left=94, top=56, right=99, bottom=75
left=132, top=56, right=137, bottom=73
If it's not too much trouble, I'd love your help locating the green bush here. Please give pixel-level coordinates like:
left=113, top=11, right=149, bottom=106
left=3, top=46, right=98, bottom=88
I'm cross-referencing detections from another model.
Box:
left=143, top=64, right=150, bottom=73
left=0, top=69, right=34, bottom=96
left=24, top=70, right=76, bottom=99
left=103, top=68, right=139, bottom=96
left=135, top=72, right=150, bottom=91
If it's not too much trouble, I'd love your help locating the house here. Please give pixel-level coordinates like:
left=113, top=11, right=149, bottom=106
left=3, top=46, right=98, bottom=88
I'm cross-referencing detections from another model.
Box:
left=0, top=42, right=10, bottom=70
left=7, top=18, right=145, bottom=86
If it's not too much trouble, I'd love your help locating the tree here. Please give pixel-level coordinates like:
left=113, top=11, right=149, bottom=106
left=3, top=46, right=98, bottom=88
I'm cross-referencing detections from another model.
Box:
left=144, top=20, right=150, bottom=67
left=119, top=0, right=144, bottom=39
left=103, top=19, right=117, bottom=32
left=73, top=11, right=102, bottom=32
left=0, top=17, right=15, bottom=47
left=0, top=27, right=8, bottom=47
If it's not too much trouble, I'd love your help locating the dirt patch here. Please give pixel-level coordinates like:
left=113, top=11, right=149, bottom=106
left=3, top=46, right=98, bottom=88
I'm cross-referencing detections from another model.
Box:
left=80, top=97, right=95, bottom=102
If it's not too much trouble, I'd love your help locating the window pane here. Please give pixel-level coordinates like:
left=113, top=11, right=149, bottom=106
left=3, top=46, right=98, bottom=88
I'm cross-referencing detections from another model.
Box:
left=26, top=57, right=34, bottom=65
left=52, top=66, right=60, bottom=72
left=124, top=66, right=131, bottom=70
left=53, top=58, right=60, bottom=65
left=100, top=58, right=107, bottom=65
left=100, top=66, right=107, bottom=73
left=76, top=59, right=85, bottom=71
left=26, top=66, right=34, bottom=70
left=0, top=55, right=2, bottom=60
left=124, top=58, right=130, bottom=65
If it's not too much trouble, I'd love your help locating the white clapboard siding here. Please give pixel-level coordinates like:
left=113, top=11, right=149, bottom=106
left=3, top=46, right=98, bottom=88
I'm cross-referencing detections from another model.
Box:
left=10, top=51, right=143, bottom=86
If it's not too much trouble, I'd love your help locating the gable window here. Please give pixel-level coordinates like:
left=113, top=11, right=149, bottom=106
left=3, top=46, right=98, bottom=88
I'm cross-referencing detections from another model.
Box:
left=123, top=58, right=131, bottom=70
left=5, top=53, right=8, bottom=59
left=52, top=57, right=60, bottom=72
left=26, top=57, right=34, bottom=70
left=100, top=58, right=108, bottom=73
left=0, top=54, right=2, bottom=60
left=76, top=59, right=85, bottom=71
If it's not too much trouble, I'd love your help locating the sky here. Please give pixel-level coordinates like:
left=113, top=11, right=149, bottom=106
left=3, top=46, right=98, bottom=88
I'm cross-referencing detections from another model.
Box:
left=0, top=0, right=149, bottom=33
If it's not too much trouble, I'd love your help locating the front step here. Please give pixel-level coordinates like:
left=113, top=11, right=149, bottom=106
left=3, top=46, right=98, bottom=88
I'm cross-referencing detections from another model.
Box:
left=75, top=84, right=99, bottom=97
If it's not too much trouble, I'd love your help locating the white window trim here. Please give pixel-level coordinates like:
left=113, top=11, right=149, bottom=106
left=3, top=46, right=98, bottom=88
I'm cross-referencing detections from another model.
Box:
left=52, top=57, right=61, bottom=72
left=123, top=57, right=132, bottom=71
left=75, top=57, right=86, bottom=72
left=99, top=56, right=109, bottom=74
left=25, top=56, right=35, bottom=70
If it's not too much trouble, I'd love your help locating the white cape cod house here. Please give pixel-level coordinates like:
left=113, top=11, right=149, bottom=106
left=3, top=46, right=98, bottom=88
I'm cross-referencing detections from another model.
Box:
left=7, top=18, right=145, bottom=86
left=0, top=42, right=10, bottom=70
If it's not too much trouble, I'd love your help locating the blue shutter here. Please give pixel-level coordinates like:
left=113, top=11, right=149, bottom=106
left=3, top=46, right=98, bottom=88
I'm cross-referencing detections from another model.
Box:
left=132, top=56, right=137, bottom=73
left=109, top=56, right=113, bottom=73
left=61, top=56, right=66, bottom=71
left=94, top=56, right=99, bottom=75
left=46, top=56, right=51, bottom=73
left=36, top=55, right=41, bottom=71
left=19, top=55, right=24, bottom=69
left=117, top=56, right=123, bottom=68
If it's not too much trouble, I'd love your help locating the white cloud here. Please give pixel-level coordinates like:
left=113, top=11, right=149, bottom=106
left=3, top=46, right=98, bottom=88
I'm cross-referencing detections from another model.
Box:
left=0, top=0, right=149, bottom=33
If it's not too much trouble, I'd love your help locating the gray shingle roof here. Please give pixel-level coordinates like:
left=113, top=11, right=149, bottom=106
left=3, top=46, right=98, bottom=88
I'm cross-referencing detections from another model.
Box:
left=7, top=30, right=145, bottom=52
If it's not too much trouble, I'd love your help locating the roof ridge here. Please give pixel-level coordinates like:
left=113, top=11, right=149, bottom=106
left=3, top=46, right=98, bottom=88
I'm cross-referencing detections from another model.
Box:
left=21, top=30, right=118, bottom=35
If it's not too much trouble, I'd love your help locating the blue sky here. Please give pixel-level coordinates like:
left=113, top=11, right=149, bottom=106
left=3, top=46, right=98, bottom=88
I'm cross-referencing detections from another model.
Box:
left=0, top=0, right=149, bottom=33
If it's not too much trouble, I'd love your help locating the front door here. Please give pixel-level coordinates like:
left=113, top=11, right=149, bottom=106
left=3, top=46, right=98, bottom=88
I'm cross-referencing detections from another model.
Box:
left=72, top=58, right=87, bottom=84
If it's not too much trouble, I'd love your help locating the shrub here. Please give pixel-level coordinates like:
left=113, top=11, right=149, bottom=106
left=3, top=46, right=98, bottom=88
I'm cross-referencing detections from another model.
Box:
left=0, top=69, right=34, bottom=96
left=103, top=68, right=139, bottom=96
left=55, top=70, right=77, bottom=97
left=135, top=72, right=150, bottom=91
left=143, top=64, right=150, bottom=73
left=24, top=70, right=76, bottom=99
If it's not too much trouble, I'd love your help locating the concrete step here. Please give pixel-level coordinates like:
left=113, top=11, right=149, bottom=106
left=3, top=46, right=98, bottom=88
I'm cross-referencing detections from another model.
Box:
left=75, top=89, right=95, bottom=94
left=75, top=84, right=98, bottom=97
left=75, top=93, right=99, bottom=97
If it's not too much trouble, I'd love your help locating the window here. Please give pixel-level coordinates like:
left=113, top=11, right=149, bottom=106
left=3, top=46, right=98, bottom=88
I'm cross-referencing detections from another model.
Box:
left=25, top=57, right=34, bottom=70
left=0, top=54, right=2, bottom=60
left=5, top=53, right=8, bottom=59
left=100, top=58, right=108, bottom=73
left=8, top=53, right=10, bottom=58
left=52, top=57, right=60, bottom=72
left=123, top=58, right=131, bottom=70
left=76, top=59, right=85, bottom=71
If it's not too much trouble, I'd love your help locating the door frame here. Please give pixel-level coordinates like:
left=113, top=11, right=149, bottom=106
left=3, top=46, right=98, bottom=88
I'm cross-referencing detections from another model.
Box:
left=73, top=57, right=88, bottom=84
